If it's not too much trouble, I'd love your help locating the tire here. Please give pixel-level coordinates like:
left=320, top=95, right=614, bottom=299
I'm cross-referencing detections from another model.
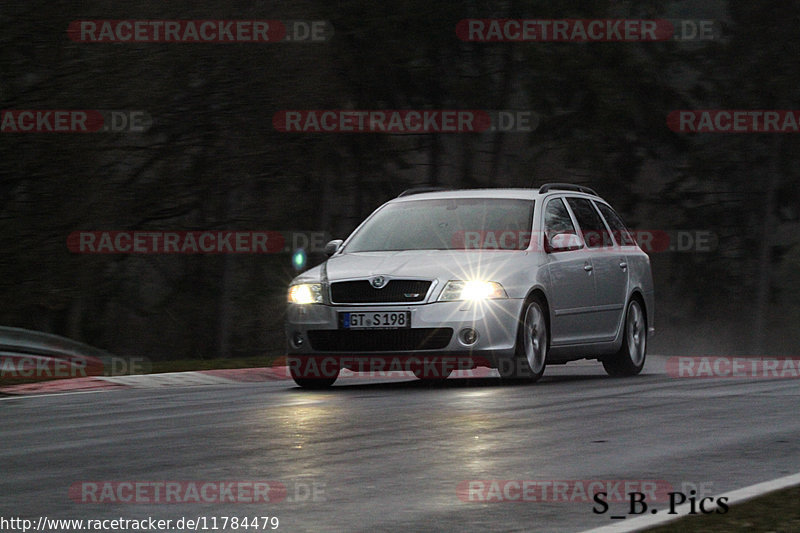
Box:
left=289, top=356, right=338, bottom=389
left=499, top=298, right=548, bottom=383
left=603, top=298, right=647, bottom=377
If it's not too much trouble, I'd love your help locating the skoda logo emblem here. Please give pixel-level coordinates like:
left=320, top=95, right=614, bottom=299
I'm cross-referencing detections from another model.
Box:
left=371, top=276, right=387, bottom=289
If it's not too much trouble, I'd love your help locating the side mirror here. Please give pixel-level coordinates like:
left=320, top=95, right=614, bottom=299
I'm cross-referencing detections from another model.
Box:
left=547, top=232, right=582, bottom=252
left=324, top=239, right=344, bottom=256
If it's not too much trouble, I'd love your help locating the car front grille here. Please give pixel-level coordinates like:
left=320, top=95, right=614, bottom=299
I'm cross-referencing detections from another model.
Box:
left=330, top=280, right=432, bottom=304
left=307, top=328, right=453, bottom=352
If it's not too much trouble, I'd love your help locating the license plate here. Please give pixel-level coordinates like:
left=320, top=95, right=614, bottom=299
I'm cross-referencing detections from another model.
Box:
left=339, top=311, right=411, bottom=329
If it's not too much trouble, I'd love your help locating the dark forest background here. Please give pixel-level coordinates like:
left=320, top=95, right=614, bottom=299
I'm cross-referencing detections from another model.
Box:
left=2, top=0, right=799, bottom=361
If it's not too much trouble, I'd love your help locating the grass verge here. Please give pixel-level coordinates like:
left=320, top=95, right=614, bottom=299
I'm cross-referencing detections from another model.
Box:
left=645, top=485, right=800, bottom=532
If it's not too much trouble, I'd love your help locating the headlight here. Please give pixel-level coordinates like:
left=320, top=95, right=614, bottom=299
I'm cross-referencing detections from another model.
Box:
left=438, top=280, right=507, bottom=301
left=288, top=283, right=322, bottom=304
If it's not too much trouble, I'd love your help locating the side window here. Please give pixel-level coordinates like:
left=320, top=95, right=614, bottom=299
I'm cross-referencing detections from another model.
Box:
left=595, top=202, right=636, bottom=246
left=565, top=197, right=613, bottom=248
left=543, top=197, right=578, bottom=243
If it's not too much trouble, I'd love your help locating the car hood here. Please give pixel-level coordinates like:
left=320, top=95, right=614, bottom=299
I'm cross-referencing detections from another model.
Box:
left=323, top=250, right=526, bottom=282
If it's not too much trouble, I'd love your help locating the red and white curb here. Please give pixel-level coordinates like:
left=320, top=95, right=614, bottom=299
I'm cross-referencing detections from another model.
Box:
left=0, top=376, right=126, bottom=395
left=0, top=367, right=289, bottom=395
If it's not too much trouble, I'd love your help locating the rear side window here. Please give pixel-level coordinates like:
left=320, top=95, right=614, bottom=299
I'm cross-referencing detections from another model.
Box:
left=565, top=197, right=613, bottom=248
left=543, top=198, right=578, bottom=243
left=595, top=202, right=636, bottom=246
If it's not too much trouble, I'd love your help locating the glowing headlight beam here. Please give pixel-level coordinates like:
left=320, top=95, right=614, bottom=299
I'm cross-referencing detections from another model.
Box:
left=288, top=283, right=322, bottom=304
left=438, top=280, right=507, bottom=301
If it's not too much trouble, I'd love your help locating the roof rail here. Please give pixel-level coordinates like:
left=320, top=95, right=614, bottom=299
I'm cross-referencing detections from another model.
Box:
left=397, top=187, right=450, bottom=197
left=537, top=183, right=599, bottom=196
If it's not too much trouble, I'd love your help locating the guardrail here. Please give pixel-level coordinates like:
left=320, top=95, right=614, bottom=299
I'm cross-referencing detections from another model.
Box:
left=0, top=327, right=159, bottom=387
left=0, top=326, right=114, bottom=361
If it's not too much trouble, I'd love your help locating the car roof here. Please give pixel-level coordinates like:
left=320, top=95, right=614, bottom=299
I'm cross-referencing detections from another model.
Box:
left=392, top=188, right=537, bottom=201
left=392, top=187, right=603, bottom=202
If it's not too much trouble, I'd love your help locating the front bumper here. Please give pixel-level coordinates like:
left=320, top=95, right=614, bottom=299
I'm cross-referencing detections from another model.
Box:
left=285, top=299, right=524, bottom=364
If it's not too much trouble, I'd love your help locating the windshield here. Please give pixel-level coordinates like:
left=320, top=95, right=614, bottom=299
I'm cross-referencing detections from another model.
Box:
left=344, top=198, right=535, bottom=252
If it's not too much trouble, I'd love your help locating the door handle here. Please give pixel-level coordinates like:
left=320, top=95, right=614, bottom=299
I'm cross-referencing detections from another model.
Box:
left=619, top=261, right=628, bottom=269
left=584, top=263, right=593, bottom=272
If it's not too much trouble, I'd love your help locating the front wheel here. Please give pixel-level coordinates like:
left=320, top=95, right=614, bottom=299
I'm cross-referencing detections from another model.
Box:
left=289, top=357, right=339, bottom=389
left=602, top=299, right=647, bottom=377
left=499, top=299, right=548, bottom=383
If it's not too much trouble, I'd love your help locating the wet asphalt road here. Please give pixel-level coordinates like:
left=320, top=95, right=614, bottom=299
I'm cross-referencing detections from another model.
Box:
left=2, top=356, right=799, bottom=533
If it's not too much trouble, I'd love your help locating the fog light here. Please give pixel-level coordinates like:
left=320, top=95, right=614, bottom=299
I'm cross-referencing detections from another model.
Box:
left=459, top=328, right=479, bottom=345
left=291, top=332, right=304, bottom=348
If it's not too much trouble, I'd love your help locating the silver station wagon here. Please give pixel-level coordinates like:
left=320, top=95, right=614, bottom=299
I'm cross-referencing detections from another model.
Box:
left=285, top=184, right=654, bottom=388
